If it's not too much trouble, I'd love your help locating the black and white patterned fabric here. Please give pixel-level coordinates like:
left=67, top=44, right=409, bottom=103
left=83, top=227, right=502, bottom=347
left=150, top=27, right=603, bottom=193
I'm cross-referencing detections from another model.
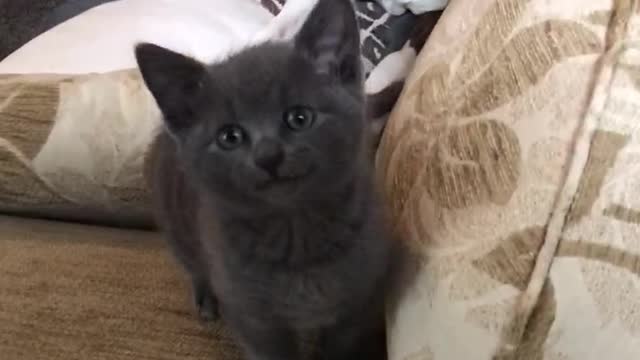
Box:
left=261, top=0, right=417, bottom=76
left=260, top=0, right=441, bottom=121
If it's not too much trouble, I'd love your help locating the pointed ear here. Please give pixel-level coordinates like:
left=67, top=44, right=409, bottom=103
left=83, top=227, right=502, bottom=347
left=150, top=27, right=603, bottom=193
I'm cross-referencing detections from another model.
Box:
left=135, top=43, right=208, bottom=135
left=294, top=0, right=362, bottom=84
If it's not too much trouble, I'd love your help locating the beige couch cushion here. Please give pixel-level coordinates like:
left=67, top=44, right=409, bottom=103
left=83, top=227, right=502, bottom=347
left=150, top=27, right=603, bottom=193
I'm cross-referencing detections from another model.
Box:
left=0, top=2, right=436, bottom=227
left=378, top=0, right=640, bottom=359
left=0, top=71, right=157, bottom=227
left=0, top=215, right=241, bottom=360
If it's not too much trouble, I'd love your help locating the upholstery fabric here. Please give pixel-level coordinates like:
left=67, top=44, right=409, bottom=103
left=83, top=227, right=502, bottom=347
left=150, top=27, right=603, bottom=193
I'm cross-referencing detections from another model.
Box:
left=260, top=0, right=442, bottom=119
left=378, top=0, right=640, bottom=358
left=0, top=0, right=272, bottom=74
left=0, top=1, right=440, bottom=226
left=0, top=215, right=242, bottom=360
left=0, top=71, right=157, bottom=227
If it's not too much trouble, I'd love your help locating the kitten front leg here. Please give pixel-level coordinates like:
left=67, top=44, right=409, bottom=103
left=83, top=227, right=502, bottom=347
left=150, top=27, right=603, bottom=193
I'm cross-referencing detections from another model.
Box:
left=316, top=311, right=387, bottom=360
left=223, top=310, right=299, bottom=360
left=164, top=231, right=219, bottom=322
left=190, top=274, right=219, bottom=322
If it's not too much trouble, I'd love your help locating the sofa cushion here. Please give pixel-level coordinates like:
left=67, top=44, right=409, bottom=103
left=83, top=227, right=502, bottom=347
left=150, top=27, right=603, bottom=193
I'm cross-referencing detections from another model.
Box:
left=0, top=0, right=273, bottom=74
left=0, top=1, right=441, bottom=227
left=0, top=0, right=273, bottom=226
left=377, top=0, right=640, bottom=358
left=0, top=215, right=242, bottom=359
left=0, top=71, right=157, bottom=227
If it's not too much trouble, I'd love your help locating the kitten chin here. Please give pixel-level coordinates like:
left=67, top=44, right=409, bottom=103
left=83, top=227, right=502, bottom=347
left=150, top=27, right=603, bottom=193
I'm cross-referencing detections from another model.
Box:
left=138, top=0, right=396, bottom=359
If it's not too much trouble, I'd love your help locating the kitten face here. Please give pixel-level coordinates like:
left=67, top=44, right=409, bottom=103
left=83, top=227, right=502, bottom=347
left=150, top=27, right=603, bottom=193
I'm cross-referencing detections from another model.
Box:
left=136, top=0, right=363, bottom=210
left=184, top=45, right=364, bottom=207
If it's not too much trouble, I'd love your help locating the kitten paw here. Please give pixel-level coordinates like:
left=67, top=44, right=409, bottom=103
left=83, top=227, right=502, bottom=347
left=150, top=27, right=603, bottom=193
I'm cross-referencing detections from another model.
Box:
left=193, top=282, right=220, bottom=322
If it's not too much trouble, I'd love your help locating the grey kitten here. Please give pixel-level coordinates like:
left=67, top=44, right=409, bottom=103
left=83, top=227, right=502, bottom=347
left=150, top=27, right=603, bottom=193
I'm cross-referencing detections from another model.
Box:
left=136, top=0, right=395, bottom=359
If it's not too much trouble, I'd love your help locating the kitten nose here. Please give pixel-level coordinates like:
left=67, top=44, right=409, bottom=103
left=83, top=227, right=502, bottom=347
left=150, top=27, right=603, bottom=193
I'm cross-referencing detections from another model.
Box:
left=253, top=138, right=284, bottom=174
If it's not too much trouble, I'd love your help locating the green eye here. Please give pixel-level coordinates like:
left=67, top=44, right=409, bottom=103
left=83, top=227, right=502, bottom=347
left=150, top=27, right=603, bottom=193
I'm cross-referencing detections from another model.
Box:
left=217, top=125, right=246, bottom=150
left=284, top=106, right=315, bottom=131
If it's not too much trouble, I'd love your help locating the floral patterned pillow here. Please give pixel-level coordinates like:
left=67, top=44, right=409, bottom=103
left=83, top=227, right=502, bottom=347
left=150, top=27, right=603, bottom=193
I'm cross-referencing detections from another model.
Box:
left=378, top=0, right=640, bottom=359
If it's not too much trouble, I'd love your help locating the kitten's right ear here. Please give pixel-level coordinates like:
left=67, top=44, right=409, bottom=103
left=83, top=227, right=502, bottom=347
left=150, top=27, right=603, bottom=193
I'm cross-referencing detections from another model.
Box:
left=294, top=0, right=361, bottom=83
left=135, top=43, right=207, bottom=135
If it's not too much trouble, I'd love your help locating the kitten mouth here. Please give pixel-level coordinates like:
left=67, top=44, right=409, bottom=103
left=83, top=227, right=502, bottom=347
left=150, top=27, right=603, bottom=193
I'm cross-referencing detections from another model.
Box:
left=255, top=170, right=313, bottom=191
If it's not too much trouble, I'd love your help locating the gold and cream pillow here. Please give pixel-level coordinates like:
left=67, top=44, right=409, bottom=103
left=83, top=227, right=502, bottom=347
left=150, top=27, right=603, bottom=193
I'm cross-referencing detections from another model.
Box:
left=378, top=0, right=640, bottom=359
left=0, top=71, right=157, bottom=227
left=0, top=0, right=274, bottom=226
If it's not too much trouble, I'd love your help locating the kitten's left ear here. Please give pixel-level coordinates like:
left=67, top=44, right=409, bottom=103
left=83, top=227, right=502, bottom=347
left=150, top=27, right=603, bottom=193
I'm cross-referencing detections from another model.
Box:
left=294, top=0, right=361, bottom=84
left=135, top=43, right=208, bottom=135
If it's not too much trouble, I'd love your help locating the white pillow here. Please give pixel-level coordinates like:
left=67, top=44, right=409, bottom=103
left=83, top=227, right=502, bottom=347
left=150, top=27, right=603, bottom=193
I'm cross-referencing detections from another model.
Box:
left=0, top=0, right=273, bottom=74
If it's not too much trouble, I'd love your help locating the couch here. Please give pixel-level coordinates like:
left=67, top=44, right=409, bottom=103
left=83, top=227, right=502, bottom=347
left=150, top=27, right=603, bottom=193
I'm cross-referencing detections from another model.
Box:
left=0, top=0, right=438, bottom=359
left=2, top=0, right=640, bottom=359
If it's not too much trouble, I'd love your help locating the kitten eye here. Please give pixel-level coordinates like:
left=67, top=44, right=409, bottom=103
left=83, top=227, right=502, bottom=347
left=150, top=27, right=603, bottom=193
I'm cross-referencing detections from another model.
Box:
left=216, top=125, right=246, bottom=150
left=284, top=106, right=315, bottom=131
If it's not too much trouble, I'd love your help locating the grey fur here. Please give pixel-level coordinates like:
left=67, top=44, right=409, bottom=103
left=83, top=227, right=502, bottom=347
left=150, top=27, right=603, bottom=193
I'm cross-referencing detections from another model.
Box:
left=136, top=1, right=396, bottom=359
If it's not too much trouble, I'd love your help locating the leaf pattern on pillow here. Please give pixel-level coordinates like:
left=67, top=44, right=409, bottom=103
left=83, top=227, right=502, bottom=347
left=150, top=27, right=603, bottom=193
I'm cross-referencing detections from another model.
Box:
left=0, top=78, right=66, bottom=208
left=472, top=227, right=545, bottom=291
left=452, top=21, right=602, bottom=118
left=566, top=130, right=629, bottom=225
left=381, top=9, right=601, bottom=216
left=585, top=10, right=612, bottom=26
left=0, top=80, right=57, bottom=158
left=385, top=138, right=433, bottom=238
left=558, top=240, right=640, bottom=335
left=452, top=0, right=531, bottom=87
left=0, top=147, right=66, bottom=207
left=422, top=119, right=520, bottom=209
left=377, top=0, right=640, bottom=359
left=0, top=71, right=157, bottom=227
